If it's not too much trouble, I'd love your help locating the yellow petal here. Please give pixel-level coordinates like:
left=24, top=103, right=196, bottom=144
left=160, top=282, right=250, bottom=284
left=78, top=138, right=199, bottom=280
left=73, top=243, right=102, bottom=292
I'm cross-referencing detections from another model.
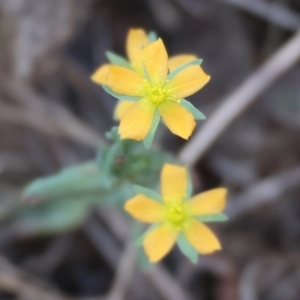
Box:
left=126, top=29, right=149, bottom=74
left=143, top=39, right=168, bottom=83
left=91, top=64, right=111, bottom=85
left=186, top=188, right=227, bottom=216
left=119, top=99, right=155, bottom=141
left=184, top=220, right=221, bottom=254
left=168, top=54, right=197, bottom=72
left=167, top=65, right=210, bottom=99
left=143, top=223, right=177, bottom=262
left=124, top=194, right=164, bottom=223
left=107, top=66, right=144, bottom=96
left=114, top=101, right=135, bottom=120
left=158, top=101, right=196, bottom=139
left=161, top=164, right=188, bottom=200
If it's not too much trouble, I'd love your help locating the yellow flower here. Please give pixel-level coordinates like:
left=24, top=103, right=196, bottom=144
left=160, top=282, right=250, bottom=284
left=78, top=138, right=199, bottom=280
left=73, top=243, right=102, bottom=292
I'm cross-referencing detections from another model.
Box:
left=91, top=28, right=198, bottom=85
left=91, top=28, right=210, bottom=145
left=91, top=28, right=149, bottom=85
left=109, top=39, right=209, bottom=142
left=125, top=164, right=227, bottom=263
left=114, top=51, right=201, bottom=121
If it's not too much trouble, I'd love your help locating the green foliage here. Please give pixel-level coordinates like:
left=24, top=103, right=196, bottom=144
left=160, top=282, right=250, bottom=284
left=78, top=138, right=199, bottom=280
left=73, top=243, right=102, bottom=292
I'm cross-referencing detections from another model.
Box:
left=102, top=85, right=140, bottom=101
left=177, top=232, right=198, bottom=264
left=23, top=161, right=104, bottom=201
left=136, top=247, right=152, bottom=270
left=143, top=110, right=160, bottom=149
left=21, top=127, right=173, bottom=235
left=14, top=198, right=91, bottom=236
left=197, top=213, right=229, bottom=222
left=98, top=127, right=174, bottom=187
left=180, top=99, right=206, bottom=120
left=134, top=224, right=158, bottom=246
left=148, top=31, right=158, bottom=42
left=167, top=59, right=203, bottom=80
left=106, top=51, right=132, bottom=69
left=133, top=185, right=162, bottom=202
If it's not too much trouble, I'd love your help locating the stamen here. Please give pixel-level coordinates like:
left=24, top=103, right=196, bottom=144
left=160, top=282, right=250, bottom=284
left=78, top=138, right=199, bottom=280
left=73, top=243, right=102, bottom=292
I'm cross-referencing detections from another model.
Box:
left=141, top=80, right=172, bottom=106
left=165, top=200, right=186, bottom=229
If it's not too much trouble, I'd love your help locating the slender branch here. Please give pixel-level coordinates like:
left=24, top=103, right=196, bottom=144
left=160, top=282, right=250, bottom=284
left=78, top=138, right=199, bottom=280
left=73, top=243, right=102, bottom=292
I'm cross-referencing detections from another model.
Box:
left=179, top=30, right=300, bottom=165
left=97, top=208, right=192, bottom=300
left=147, top=265, right=192, bottom=300
left=171, top=0, right=211, bottom=17
left=222, top=0, right=300, bottom=31
left=0, top=78, right=102, bottom=147
left=83, top=218, right=121, bottom=268
left=23, top=234, right=74, bottom=276
left=107, top=244, right=136, bottom=300
left=239, top=262, right=261, bottom=300
left=0, top=256, right=67, bottom=300
left=226, top=166, right=300, bottom=219
left=172, top=0, right=300, bottom=30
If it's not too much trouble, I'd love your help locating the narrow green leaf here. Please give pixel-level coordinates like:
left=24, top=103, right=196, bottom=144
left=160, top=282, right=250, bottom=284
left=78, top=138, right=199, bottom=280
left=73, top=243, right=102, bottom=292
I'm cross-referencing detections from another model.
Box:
left=136, top=247, right=152, bottom=270
left=16, top=198, right=91, bottom=236
left=148, top=31, right=158, bottom=42
left=105, top=51, right=132, bottom=69
left=143, top=110, right=160, bottom=149
left=180, top=99, right=206, bottom=120
left=97, top=145, right=108, bottom=169
left=167, top=59, right=203, bottom=80
left=131, top=220, right=144, bottom=240
left=177, top=232, right=198, bottom=264
left=197, top=213, right=229, bottom=222
left=102, top=85, right=141, bottom=101
left=105, top=127, right=120, bottom=142
left=23, top=162, right=103, bottom=202
left=142, top=64, right=150, bottom=81
left=134, top=224, right=158, bottom=246
left=103, top=180, right=133, bottom=205
left=101, top=142, right=121, bottom=175
left=133, top=185, right=162, bottom=202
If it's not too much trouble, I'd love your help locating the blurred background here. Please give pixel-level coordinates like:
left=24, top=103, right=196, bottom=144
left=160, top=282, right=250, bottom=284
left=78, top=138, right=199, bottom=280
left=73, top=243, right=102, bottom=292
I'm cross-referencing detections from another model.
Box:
left=1, top=0, right=300, bottom=299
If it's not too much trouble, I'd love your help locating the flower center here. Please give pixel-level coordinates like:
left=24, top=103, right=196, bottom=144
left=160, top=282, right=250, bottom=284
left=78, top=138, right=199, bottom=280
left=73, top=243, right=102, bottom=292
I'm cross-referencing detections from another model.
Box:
left=165, top=200, right=186, bottom=229
left=141, top=80, right=170, bottom=106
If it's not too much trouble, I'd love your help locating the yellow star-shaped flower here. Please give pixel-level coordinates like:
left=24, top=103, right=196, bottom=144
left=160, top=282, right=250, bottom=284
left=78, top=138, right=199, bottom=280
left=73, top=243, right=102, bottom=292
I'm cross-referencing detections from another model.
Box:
left=125, top=164, right=227, bottom=263
left=91, top=29, right=210, bottom=146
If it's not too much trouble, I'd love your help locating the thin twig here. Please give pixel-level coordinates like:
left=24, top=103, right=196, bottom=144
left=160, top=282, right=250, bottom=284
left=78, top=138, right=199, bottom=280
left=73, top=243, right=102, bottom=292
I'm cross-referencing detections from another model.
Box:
left=0, top=256, right=67, bottom=300
left=0, top=103, right=61, bottom=135
left=97, top=208, right=192, bottom=300
left=0, top=271, right=64, bottom=300
left=23, top=234, right=74, bottom=277
left=179, top=30, right=300, bottom=165
left=267, top=268, right=300, bottom=300
left=60, top=56, right=112, bottom=130
left=83, top=216, right=156, bottom=300
left=147, top=265, right=192, bottom=300
left=0, top=78, right=103, bottom=147
left=226, top=166, right=300, bottom=219
left=172, top=0, right=300, bottom=30
left=222, top=0, right=300, bottom=30
left=260, top=0, right=290, bottom=58
left=171, top=0, right=212, bottom=17
left=83, top=218, right=121, bottom=268
left=107, top=243, right=136, bottom=300
left=239, top=261, right=261, bottom=300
